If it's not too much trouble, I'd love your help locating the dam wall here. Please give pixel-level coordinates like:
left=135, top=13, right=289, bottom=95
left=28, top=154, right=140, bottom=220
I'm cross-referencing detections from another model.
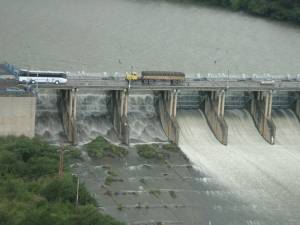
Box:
left=57, top=89, right=78, bottom=145
left=157, top=91, right=179, bottom=144
left=7, top=89, right=294, bottom=146
left=1, top=71, right=300, bottom=146
left=204, top=91, right=228, bottom=145
left=107, top=90, right=129, bottom=145
left=248, top=91, right=276, bottom=144
left=0, top=95, right=36, bottom=137
left=294, top=92, right=300, bottom=121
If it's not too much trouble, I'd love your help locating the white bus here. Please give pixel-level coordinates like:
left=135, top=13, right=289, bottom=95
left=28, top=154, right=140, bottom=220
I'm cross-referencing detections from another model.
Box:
left=18, top=69, right=68, bottom=84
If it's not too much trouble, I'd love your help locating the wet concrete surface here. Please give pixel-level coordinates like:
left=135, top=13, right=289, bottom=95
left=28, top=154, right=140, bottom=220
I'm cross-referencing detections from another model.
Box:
left=71, top=145, right=273, bottom=225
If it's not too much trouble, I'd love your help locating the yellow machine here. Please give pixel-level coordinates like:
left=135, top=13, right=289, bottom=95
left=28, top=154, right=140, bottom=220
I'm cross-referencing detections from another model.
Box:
left=125, top=71, right=186, bottom=85
left=125, top=72, right=140, bottom=81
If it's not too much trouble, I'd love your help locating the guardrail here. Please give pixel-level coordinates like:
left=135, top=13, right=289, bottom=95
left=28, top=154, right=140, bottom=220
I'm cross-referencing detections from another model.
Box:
left=185, top=73, right=300, bottom=81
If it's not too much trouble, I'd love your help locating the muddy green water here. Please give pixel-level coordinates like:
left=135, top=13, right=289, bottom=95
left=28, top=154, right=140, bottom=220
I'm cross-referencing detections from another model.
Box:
left=0, top=0, right=299, bottom=74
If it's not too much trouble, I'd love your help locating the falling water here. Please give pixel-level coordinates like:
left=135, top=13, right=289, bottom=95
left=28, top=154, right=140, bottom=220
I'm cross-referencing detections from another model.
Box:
left=35, top=89, right=65, bottom=143
left=36, top=90, right=167, bottom=144
left=177, top=108, right=300, bottom=224
left=128, top=92, right=168, bottom=143
left=76, top=90, right=116, bottom=144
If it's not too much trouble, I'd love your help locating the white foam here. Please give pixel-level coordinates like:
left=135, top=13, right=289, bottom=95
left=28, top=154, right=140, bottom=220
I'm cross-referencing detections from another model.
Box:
left=177, top=109, right=300, bottom=215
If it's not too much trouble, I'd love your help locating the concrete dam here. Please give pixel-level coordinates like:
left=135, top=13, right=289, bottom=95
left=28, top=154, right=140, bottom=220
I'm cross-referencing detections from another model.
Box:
left=1, top=68, right=300, bottom=223
left=35, top=87, right=300, bottom=147
left=1, top=68, right=300, bottom=146
left=31, top=89, right=299, bottom=146
left=35, top=89, right=167, bottom=144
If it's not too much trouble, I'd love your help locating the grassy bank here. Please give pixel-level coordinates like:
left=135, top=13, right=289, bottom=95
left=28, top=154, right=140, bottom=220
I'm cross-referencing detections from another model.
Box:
left=165, top=0, right=300, bottom=24
left=0, top=136, right=124, bottom=225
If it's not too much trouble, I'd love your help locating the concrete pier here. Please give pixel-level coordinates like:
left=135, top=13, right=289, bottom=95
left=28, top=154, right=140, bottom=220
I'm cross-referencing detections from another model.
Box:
left=0, top=96, right=36, bottom=137
left=249, top=91, right=276, bottom=144
left=204, top=90, right=228, bottom=145
left=294, top=92, right=300, bottom=121
left=57, top=89, right=78, bottom=145
left=109, top=90, right=129, bottom=145
left=157, top=90, right=179, bottom=144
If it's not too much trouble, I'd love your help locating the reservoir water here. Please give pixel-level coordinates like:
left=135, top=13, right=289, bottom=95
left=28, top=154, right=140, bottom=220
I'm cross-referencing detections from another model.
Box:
left=0, top=0, right=299, bottom=74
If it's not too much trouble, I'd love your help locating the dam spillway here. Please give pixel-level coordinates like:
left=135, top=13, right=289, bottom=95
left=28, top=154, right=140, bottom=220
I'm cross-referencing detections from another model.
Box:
left=177, top=108, right=300, bottom=224
left=35, top=89, right=167, bottom=144
left=1, top=65, right=300, bottom=146
left=5, top=76, right=300, bottom=146
left=36, top=89, right=64, bottom=143
left=128, top=92, right=167, bottom=143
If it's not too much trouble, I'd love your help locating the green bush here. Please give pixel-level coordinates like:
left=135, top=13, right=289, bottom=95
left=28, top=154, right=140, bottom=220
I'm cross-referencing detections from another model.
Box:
left=85, top=136, right=128, bottom=160
left=70, top=205, right=125, bottom=225
left=0, top=136, right=58, bottom=179
left=149, top=190, right=161, bottom=198
left=104, top=175, right=124, bottom=186
left=40, top=176, right=96, bottom=206
left=0, top=136, right=125, bottom=225
left=136, top=144, right=163, bottom=159
left=107, top=170, right=118, bottom=177
left=104, top=176, right=114, bottom=186
left=19, top=203, right=70, bottom=225
left=168, top=0, right=300, bottom=24
left=229, top=0, right=243, bottom=10
left=64, top=146, right=82, bottom=161
left=169, top=190, right=177, bottom=199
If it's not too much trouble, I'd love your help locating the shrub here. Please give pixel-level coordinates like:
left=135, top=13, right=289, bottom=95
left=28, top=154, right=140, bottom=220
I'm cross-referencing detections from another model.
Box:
left=162, top=144, right=180, bottom=152
left=41, top=175, right=96, bottom=206
left=136, top=145, right=163, bottom=159
left=64, top=146, right=82, bottom=161
left=169, top=0, right=300, bottom=24
left=85, top=136, right=128, bottom=160
left=70, top=205, right=125, bottom=225
left=0, top=136, right=58, bottom=179
left=105, top=176, right=114, bottom=186
left=149, top=190, right=161, bottom=198
left=107, top=170, right=118, bottom=177
left=169, top=190, right=177, bottom=199
left=104, top=175, right=123, bottom=186
left=0, top=136, right=124, bottom=225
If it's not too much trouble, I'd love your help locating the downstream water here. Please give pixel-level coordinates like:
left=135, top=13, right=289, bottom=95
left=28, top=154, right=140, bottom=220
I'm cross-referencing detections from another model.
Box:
left=0, top=0, right=299, bottom=74
left=178, top=109, right=300, bottom=224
